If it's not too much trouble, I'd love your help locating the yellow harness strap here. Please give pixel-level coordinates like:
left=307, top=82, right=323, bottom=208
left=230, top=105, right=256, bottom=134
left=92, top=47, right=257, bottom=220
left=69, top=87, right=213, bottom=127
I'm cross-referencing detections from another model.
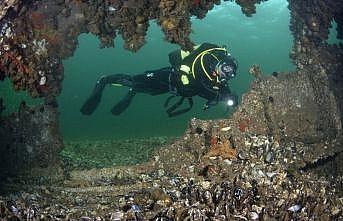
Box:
left=180, top=50, right=190, bottom=59
left=181, top=75, right=189, bottom=85
left=178, top=46, right=226, bottom=85
left=179, top=45, right=200, bottom=85
left=180, top=64, right=191, bottom=74
left=191, top=47, right=227, bottom=81
left=200, top=52, right=220, bottom=83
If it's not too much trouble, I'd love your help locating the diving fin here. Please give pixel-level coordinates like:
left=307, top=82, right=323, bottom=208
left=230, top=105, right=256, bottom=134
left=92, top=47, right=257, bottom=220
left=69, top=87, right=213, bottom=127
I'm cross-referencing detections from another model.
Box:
left=80, top=77, right=107, bottom=115
left=111, top=89, right=136, bottom=115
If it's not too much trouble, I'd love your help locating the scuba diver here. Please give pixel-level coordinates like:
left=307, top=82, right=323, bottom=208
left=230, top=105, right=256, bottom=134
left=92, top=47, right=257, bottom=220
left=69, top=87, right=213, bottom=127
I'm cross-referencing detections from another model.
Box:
left=80, top=42, right=238, bottom=117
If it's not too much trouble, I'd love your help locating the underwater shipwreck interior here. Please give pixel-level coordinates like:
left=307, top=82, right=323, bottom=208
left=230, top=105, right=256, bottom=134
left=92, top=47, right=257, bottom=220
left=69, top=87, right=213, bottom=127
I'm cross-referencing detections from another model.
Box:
left=0, top=0, right=343, bottom=220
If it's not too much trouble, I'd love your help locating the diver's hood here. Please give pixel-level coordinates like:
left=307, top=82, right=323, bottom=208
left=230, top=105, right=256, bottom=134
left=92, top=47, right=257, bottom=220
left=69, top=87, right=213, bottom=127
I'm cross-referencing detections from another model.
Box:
left=203, top=54, right=238, bottom=83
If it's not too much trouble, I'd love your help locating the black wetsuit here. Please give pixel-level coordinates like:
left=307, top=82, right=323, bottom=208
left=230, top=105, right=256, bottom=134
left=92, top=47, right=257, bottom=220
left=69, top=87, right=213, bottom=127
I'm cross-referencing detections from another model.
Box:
left=80, top=43, right=235, bottom=117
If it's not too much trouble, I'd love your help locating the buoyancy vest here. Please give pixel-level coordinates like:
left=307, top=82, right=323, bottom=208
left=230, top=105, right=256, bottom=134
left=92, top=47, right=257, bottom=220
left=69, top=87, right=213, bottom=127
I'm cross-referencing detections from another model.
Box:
left=168, top=43, right=229, bottom=99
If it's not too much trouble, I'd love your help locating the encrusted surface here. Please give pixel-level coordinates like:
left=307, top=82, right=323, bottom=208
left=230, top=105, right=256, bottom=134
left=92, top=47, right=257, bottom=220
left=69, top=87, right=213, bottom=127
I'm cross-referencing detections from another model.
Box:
left=0, top=0, right=343, bottom=220
left=0, top=0, right=231, bottom=97
left=0, top=71, right=342, bottom=220
left=0, top=102, right=63, bottom=179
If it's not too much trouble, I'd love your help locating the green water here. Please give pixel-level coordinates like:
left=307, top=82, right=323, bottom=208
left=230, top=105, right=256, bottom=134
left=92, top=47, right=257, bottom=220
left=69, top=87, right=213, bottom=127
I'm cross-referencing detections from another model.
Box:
left=328, top=21, right=343, bottom=45
left=1, top=0, right=296, bottom=140
left=59, top=0, right=295, bottom=140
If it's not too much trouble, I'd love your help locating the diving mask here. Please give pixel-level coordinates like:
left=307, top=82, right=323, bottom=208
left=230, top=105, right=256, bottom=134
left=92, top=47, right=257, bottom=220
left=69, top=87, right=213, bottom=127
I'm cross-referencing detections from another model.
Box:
left=215, top=56, right=237, bottom=84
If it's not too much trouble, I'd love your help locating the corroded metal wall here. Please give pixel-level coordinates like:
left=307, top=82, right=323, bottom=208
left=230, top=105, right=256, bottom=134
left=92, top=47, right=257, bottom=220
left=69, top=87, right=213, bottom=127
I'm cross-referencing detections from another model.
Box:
left=288, top=0, right=343, bottom=127
left=0, top=103, right=63, bottom=179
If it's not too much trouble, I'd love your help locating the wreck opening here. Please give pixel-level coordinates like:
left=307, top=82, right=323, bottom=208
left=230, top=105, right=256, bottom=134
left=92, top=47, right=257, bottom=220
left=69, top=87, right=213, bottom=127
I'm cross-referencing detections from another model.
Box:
left=0, top=0, right=298, bottom=176
left=58, top=0, right=295, bottom=141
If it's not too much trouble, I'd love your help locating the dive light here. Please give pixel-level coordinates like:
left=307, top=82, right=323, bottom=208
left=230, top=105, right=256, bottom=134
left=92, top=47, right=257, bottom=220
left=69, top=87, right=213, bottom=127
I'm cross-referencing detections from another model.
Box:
left=227, top=98, right=235, bottom=106
left=226, top=94, right=237, bottom=107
